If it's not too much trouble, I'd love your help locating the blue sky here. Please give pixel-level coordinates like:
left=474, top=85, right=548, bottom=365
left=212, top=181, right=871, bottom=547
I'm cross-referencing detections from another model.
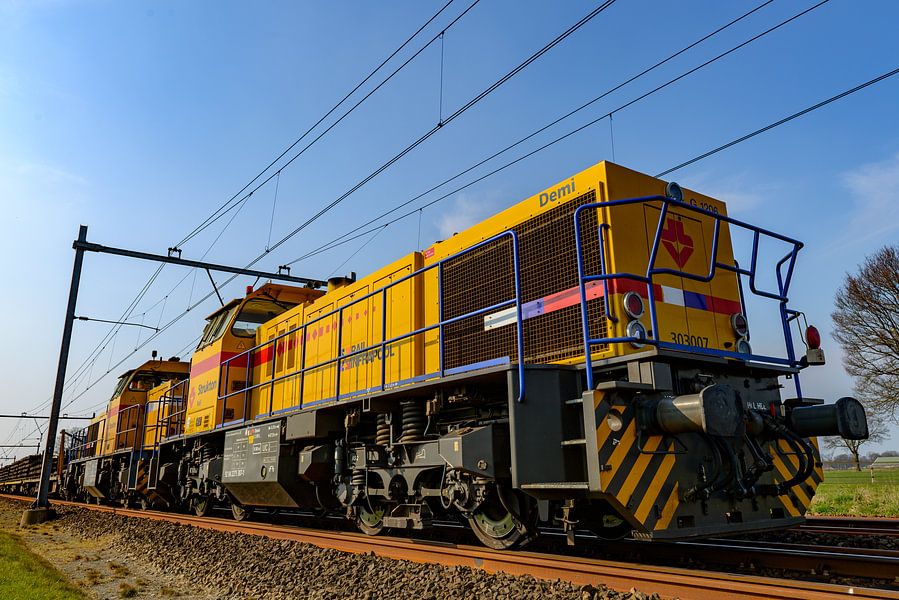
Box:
left=1, top=0, right=897, bottom=455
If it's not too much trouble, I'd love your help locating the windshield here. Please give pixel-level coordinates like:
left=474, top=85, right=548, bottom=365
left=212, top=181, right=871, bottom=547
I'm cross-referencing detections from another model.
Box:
left=111, top=370, right=186, bottom=400
left=110, top=373, right=131, bottom=400
left=232, top=298, right=296, bottom=337
left=198, top=305, right=237, bottom=348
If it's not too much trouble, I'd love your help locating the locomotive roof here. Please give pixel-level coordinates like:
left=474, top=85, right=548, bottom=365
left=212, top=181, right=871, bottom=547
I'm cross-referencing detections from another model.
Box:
left=202, top=282, right=323, bottom=320
left=116, top=358, right=190, bottom=379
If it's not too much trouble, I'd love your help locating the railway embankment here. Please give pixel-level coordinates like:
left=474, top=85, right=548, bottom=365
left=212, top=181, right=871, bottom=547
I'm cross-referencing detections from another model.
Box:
left=0, top=498, right=650, bottom=600
left=0, top=498, right=207, bottom=599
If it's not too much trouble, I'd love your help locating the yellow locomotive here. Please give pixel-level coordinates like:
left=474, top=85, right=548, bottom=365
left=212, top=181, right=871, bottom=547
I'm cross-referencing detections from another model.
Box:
left=62, top=357, right=188, bottom=506
left=57, top=161, right=867, bottom=548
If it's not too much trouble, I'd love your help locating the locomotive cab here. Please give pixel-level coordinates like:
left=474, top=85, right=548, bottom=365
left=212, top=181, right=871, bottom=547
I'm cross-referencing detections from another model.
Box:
left=184, top=283, right=323, bottom=435
left=104, top=358, right=191, bottom=455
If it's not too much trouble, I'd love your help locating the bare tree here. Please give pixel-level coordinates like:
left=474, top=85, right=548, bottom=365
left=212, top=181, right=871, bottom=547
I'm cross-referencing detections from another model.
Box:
left=822, top=416, right=887, bottom=471
left=832, top=245, right=899, bottom=419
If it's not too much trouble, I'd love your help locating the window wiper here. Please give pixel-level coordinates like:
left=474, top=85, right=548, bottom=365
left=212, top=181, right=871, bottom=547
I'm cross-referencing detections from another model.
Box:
left=259, top=292, right=290, bottom=311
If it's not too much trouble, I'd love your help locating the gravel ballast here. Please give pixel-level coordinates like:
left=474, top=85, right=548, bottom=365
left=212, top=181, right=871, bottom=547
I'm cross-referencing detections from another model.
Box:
left=2, top=499, right=660, bottom=600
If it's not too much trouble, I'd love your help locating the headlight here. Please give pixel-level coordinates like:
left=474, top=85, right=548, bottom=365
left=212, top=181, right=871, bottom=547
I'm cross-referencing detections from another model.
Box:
left=736, top=339, right=752, bottom=355
left=606, top=409, right=624, bottom=432
left=665, top=181, right=684, bottom=203
left=626, top=320, right=647, bottom=348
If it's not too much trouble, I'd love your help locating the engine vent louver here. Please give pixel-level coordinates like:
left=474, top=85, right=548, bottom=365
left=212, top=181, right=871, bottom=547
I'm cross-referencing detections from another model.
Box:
left=442, top=190, right=607, bottom=370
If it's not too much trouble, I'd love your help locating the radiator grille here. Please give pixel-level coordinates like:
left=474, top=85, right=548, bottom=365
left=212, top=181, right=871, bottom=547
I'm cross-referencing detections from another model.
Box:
left=441, top=190, right=607, bottom=370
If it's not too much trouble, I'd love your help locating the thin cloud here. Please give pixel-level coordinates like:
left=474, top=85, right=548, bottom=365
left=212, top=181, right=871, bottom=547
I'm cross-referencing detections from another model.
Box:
left=13, top=161, right=88, bottom=187
left=839, top=152, right=899, bottom=246
left=435, top=192, right=502, bottom=239
left=678, top=170, right=773, bottom=214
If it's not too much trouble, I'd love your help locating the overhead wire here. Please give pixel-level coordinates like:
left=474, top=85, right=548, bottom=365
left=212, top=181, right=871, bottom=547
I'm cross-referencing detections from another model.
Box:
left=26, top=2, right=480, bottom=430
left=53, top=0, right=620, bottom=417
left=284, top=0, right=811, bottom=266
left=177, top=0, right=482, bottom=248
left=27, top=2, right=891, bottom=438
left=244, top=0, right=619, bottom=264
left=328, top=225, right=390, bottom=279
left=61, top=42, right=899, bottom=419
left=26, top=263, right=166, bottom=418
left=8, top=1, right=469, bottom=431
left=177, top=0, right=462, bottom=248
left=655, top=65, right=899, bottom=177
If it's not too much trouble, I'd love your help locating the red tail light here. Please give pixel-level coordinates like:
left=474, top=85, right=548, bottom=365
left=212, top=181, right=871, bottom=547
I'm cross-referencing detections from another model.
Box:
left=806, top=325, right=821, bottom=349
left=246, top=285, right=254, bottom=295
left=623, top=291, right=645, bottom=319
left=731, top=313, right=749, bottom=337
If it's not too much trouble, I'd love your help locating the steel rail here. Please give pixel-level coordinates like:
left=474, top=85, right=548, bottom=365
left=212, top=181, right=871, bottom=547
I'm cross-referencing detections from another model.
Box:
left=1, top=495, right=893, bottom=600
left=801, top=516, right=899, bottom=537
left=671, top=538, right=899, bottom=580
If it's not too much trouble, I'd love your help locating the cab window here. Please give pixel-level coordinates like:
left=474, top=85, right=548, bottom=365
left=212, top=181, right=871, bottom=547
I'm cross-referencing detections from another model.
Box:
left=128, top=374, right=158, bottom=392
left=110, top=373, right=132, bottom=399
left=232, top=298, right=296, bottom=338
left=119, top=371, right=186, bottom=397
left=198, top=305, right=237, bottom=348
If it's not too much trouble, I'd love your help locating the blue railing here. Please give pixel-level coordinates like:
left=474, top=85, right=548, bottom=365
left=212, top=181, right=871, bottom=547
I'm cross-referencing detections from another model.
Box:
left=217, top=230, right=526, bottom=426
left=65, top=417, right=106, bottom=462
left=574, top=195, right=805, bottom=394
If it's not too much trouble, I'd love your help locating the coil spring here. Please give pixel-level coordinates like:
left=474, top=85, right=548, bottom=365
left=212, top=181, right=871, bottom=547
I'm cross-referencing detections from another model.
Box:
left=375, top=414, right=390, bottom=447
left=199, top=444, right=213, bottom=463
left=398, top=401, right=425, bottom=443
left=351, top=469, right=366, bottom=487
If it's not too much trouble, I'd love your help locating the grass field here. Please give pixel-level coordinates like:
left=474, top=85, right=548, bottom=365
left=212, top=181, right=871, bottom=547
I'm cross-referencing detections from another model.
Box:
left=0, top=531, right=84, bottom=600
left=809, top=469, right=899, bottom=517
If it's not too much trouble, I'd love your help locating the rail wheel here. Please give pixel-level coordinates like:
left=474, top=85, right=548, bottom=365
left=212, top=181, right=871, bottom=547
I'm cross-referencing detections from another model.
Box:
left=193, top=496, right=212, bottom=517
left=467, top=488, right=535, bottom=550
left=138, top=496, right=151, bottom=511
left=592, top=513, right=631, bottom=541
left=356, top=500, right=387, bottom=536
left=231, top=502, right=253, bottom=521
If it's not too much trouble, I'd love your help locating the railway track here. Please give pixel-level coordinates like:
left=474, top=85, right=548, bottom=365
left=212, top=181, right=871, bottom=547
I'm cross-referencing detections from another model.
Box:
left=2, top=494, right=896, bottom=600
left=670, top=538, right=899, bottom=580
left=801, top=516, right=899, bottom=537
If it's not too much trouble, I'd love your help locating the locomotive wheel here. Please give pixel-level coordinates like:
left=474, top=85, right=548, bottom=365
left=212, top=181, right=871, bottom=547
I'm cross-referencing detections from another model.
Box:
left=467, top=488, right=534, bottom=550
left=592, top=514, right=631, bottom=541
left=356, top=501, right=386, bottom=536
left=231, top=502, right=253, bottom=521
left=138, top=496, right=151, bottom=511
left=193, top=496, right=212, bottom=517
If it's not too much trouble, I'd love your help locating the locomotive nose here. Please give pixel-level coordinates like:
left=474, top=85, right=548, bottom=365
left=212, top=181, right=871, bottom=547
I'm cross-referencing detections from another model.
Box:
left=788, top=396, right=869, bottom=440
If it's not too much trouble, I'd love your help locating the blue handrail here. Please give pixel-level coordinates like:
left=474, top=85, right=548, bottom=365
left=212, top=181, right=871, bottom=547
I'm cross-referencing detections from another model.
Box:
left=217, top=230, right=526, bottom=426
left=574, top=195, right=805, bottom=394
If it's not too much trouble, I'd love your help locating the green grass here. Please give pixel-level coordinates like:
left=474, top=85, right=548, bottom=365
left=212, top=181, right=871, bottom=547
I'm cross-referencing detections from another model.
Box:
left=810, top=469, right=899, bottom=517
left=0, top=532, right=85, bottom=600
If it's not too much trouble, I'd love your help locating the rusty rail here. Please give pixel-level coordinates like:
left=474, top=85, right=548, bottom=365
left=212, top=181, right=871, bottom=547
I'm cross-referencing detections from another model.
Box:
left=1, top=494, right=895, bottom=600
left=801, top=516, right=899, bottom=537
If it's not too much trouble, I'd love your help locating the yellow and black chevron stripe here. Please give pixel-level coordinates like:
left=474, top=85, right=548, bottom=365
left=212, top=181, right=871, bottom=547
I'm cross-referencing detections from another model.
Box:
left=133, top=458, right=163, bottom=506
left=767, top=437, right=823, bottom=517
left=593, top=394, right=681, bottom=532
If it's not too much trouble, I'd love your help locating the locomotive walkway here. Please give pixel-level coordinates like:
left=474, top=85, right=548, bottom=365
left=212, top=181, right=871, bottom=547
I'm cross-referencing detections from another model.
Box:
left=3, top=494, right=895, bottom=600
